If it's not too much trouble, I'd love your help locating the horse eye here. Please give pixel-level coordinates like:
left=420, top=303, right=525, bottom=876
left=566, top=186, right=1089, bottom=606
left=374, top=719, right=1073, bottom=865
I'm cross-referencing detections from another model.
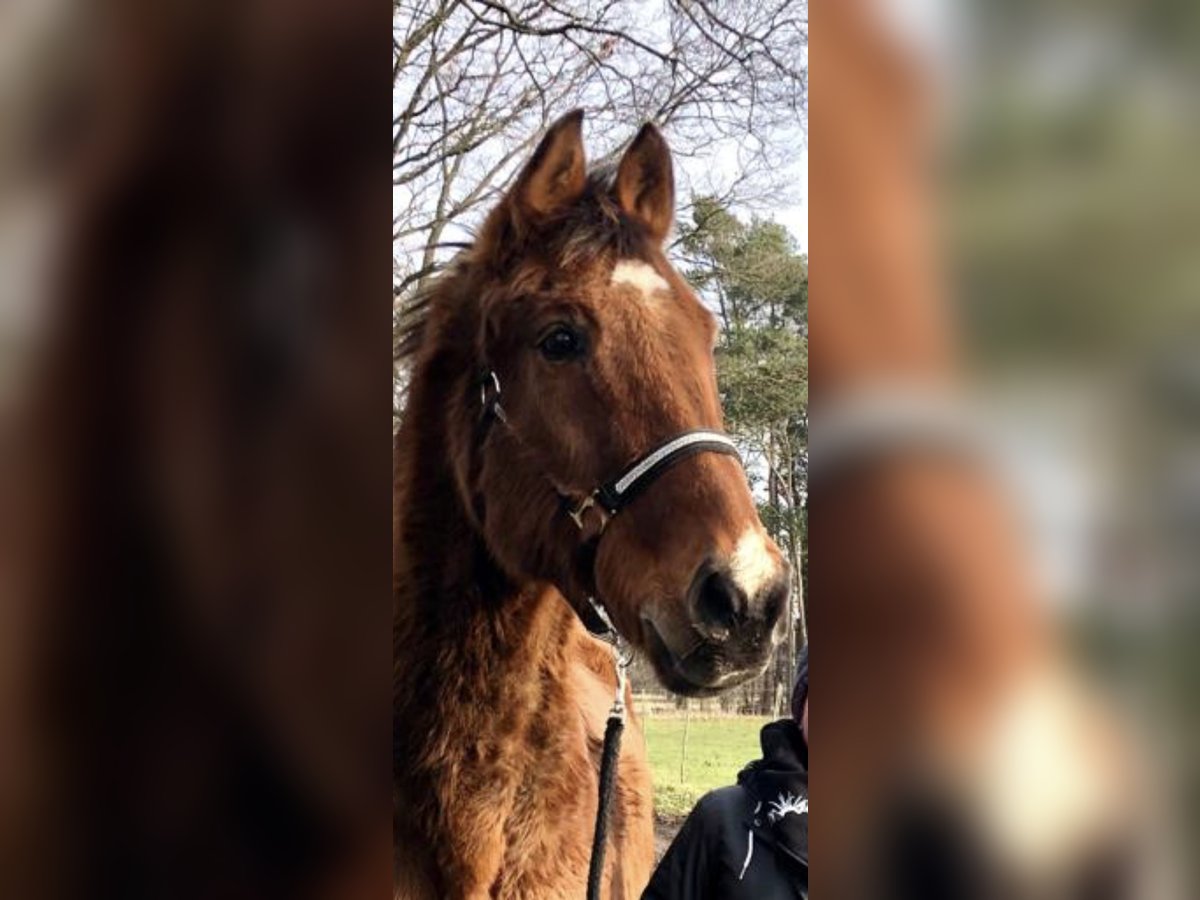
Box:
left=538, top=326, right=585, bottom=362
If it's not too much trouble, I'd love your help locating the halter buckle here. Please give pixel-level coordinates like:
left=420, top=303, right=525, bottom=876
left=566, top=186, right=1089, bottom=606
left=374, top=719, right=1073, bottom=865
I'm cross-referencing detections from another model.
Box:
left=610, top=641, right=629, bottom=722
left=568, top=491, right=609, bottom=533
left=586, top=597, right=630, bottom=720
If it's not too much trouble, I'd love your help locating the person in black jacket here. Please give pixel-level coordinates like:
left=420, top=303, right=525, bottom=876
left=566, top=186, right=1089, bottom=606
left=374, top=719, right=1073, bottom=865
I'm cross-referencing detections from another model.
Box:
left=644, top=647, right=809, bottom=900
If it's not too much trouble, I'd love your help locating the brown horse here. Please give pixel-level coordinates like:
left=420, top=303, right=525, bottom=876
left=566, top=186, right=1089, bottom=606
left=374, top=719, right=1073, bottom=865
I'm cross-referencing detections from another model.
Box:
left=393, top=111, right=790, bottom=898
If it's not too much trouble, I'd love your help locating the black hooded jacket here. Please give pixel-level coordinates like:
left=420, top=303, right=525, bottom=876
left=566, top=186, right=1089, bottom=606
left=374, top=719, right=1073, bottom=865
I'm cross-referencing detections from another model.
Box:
left=642, top=719, right=809, bottom=900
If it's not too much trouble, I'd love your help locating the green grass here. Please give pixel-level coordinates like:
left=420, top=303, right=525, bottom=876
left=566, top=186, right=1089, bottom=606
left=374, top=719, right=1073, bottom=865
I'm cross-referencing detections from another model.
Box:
left=641, top=715, right=768, bottom=818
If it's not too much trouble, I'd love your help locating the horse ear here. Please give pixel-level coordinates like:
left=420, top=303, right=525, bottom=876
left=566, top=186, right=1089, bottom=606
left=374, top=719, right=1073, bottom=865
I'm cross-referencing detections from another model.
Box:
left=511, top=109, right=587, bottom=222
left=614, top=123, right=674, bottom=244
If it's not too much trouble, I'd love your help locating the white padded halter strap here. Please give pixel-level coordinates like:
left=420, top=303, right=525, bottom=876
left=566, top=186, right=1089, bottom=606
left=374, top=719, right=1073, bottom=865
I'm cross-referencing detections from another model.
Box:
left=611, top=430, right=739, bottom=497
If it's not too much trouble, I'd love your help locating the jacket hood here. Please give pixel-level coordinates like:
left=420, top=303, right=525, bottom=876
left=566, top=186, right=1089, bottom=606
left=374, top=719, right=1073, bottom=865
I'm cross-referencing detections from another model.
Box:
left=738, top=719, right=808, bottom=867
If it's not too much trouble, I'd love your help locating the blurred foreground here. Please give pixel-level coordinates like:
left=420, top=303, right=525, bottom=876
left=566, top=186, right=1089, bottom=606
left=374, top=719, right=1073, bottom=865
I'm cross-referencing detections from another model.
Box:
left=0, top=1, right=390, bottom=898
left=810, top=0, right=1198, bottom=896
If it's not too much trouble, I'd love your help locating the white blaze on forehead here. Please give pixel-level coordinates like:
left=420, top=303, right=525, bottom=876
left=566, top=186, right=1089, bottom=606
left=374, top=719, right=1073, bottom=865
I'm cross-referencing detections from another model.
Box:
left=610, top=259, right=671, bottom=301
left=729, top=528, right=779, bottom=599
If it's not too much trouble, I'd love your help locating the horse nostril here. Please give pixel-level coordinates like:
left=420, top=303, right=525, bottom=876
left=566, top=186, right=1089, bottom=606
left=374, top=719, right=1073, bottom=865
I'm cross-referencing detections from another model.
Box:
left=692, top=568, right=746, bottom=635
left=761, top=576, right=789, bottom=629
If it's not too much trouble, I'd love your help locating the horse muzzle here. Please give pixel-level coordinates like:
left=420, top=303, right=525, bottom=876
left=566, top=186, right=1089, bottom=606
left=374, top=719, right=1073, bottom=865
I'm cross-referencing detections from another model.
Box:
left=640, top=559, right=788, bottom=697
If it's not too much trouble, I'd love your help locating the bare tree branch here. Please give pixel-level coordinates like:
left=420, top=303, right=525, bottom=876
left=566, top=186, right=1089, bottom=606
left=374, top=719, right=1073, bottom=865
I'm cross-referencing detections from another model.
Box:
left=393, top=0, right=807, bottom=293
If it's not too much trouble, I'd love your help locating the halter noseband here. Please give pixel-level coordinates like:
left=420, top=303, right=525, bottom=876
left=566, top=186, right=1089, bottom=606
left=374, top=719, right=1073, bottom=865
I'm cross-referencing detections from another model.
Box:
left=563, top=429, right=741, bottom=531
left=479, top=367, right=741, bottom=534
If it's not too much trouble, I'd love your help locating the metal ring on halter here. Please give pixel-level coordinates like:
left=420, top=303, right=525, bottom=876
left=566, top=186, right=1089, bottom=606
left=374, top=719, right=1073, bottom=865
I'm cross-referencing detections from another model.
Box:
left=567, top=491, right=610, bottom=533
left=480, top=369, right=507, bottom=423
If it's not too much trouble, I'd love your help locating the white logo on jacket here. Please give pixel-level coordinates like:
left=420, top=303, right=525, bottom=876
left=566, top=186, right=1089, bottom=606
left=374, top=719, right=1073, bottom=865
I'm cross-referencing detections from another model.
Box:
left=739, top=794, right=809, bottom=880
left=767, top=792, right=808, bottom=824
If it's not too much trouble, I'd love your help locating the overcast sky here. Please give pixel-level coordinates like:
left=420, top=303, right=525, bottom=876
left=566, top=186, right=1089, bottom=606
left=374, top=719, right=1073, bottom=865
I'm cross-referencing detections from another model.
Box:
left=775, top=146, right=808, bottom=252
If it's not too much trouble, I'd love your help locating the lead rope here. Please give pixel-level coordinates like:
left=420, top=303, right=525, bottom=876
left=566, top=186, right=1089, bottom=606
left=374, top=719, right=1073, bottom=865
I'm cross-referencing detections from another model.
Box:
left=586, top=600, right=631, bottom=900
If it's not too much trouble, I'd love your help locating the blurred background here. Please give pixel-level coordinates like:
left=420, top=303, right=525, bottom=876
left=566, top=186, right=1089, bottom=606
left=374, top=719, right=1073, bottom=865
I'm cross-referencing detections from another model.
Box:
left=812, top=0, right=1199, bottom=894
left=942, top=0, right=1200, bottom=888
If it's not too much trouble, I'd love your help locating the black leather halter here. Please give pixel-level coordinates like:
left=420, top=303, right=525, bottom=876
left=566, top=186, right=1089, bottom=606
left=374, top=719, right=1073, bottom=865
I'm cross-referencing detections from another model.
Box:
left=479, top=367, right=741, bottom=536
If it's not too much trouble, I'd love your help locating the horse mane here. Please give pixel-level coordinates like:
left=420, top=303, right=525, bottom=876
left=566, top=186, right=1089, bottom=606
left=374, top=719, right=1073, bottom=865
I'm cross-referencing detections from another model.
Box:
left=394, top=260, right=456, bottom=366
left=395, top=167, right=651, bottom=372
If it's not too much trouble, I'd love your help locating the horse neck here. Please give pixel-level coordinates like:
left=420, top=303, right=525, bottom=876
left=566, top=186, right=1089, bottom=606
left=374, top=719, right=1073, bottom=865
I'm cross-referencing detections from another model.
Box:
left=393, top=344, right=574, bottom=704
